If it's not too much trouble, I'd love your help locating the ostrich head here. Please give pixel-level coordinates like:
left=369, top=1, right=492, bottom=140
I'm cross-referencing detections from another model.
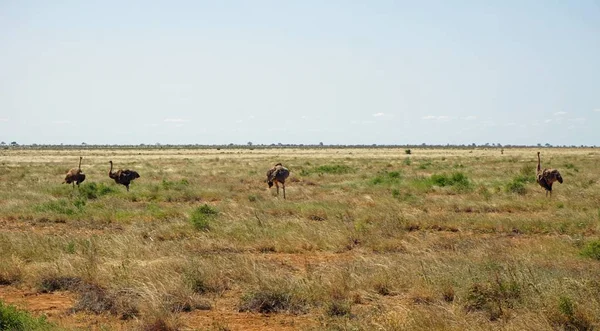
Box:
left=556, top=172, right=563, bottom=184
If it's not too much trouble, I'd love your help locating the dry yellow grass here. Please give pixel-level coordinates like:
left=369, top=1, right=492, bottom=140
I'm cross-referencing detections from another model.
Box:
left=0, top=147, right=599, bottom=330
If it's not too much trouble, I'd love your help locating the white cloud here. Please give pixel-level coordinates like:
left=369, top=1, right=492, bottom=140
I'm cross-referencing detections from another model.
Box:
left=544, top=119, right=552, bottom=123
left=164, top=118, right=188, bottom=123
left=422, top=115, right=451, bottom=121
left=464, top=116, right=477, bottom=120
left=554, top=111, right=567, bottom=116
left=372, top=112, right=385, bottom=117
left=52, top=120, right=71, bottom=125
left=569, top=117, right=585, bottom=123
left=594, top=109, right=600, bottom=112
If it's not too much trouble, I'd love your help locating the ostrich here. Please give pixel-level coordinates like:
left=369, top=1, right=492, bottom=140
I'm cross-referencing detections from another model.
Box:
left=536, top=152, right=563, bottom=197
left=109, top=160, right=140, bottom=191
left=63, top=156, right=86, bottom=188
left=267, top=163, right=290, bottom=199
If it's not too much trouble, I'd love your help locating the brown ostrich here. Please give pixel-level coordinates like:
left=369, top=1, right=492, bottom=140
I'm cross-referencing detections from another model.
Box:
left=109, top=160, right=140, bottom=191
left=63, top=156, right=86, bottom=188
left=536, top=152, right=563, bottom=197
left=267, top=163, right=290, bottom=199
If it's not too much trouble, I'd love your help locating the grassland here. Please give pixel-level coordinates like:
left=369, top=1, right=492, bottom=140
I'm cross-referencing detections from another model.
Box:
left=0, top=147, right=599, bottom=330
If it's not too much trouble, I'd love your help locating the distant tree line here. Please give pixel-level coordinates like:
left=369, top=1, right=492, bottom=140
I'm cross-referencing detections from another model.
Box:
left=0, top=142, right=596, bottom=150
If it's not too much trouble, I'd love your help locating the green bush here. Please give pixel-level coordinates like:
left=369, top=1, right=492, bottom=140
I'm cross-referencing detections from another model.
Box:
left=189, top=204, right=218, bottom=231
left=505, top=179, right=526, bottom=195
left=429, top=172, right=472, bottom=191
left=0, top=300, right=54, bottom=330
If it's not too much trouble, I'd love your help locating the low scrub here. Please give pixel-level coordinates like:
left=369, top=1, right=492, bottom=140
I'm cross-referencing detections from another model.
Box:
left=427, top=172, right=472, bottom=191
left=0, top=300, right=54, bottom=330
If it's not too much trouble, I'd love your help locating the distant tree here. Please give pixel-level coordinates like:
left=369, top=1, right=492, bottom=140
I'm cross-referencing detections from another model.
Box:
left=0, top=141, right=5, bottom=145
left=537, top=143, right=542, bottom=147
left=247, top=141, right=253, bottom=146
left=319, top=142, right=324, bottom=146
left=10, top=141, right=17, bottom=146
left=82, top=142, right=87, bottom=145
left=545, top=143, right=552, bottom=147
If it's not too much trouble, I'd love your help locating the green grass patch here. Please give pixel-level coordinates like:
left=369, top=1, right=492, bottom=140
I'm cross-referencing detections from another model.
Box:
left=371, top=170, right=403, bottom=185
left=315, top=164, right=354, bottom=174
left=429, top=172, right=472, bottom=191
left=78, top=182, right=117, bottom=199
left=189, top=204, right=219, bottom=231
left=0, top=300, right=55, bottom=330
left=580, top=240, right=600, bottom=260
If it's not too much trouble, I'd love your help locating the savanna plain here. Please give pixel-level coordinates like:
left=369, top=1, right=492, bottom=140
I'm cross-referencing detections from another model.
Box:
left=1, top=147, right=599, bottom=331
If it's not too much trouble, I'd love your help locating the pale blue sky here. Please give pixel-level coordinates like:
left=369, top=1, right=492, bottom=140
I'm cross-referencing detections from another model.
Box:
left=1, top=1, right=598, bottom=145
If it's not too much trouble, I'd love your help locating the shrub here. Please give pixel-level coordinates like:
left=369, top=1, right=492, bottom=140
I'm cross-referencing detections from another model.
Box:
left=189, top=204, right=218, bottom=231
left=0, top=300, right=54, bottom=330
left=505, top=178, right=527, bottom=195
left=580, top=240, right=600, bottom=260
left=429, top=172, right=472, bottom=191
left=405, top=149, right=411, bottom=155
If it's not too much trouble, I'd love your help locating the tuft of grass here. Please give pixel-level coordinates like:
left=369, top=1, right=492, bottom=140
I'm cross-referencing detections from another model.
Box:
left=315, top=164, right=354, bottom=174
left=429, top=172, right=472, bottom=191
left=34, top=199, right=77, bottom=215
left=465, top=275, right=522, bottom=321
left=189, top=204, right=218, bottom=231
left=325, top=300, right=352, bottom=317
left=0, top=300, right=55, bottom=330
left=79, top=182, right=117, bottom=199
left=405, top=149, right=411, bottom=155
left=505, top=178, right=527, bottom=195
left=580, top=240, right=600, bottom=260
left=239, top=279, right=308, bottom=314
left=371, top=170, right=402, bottom=185
left=548, top=297, right=593, bottom=331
